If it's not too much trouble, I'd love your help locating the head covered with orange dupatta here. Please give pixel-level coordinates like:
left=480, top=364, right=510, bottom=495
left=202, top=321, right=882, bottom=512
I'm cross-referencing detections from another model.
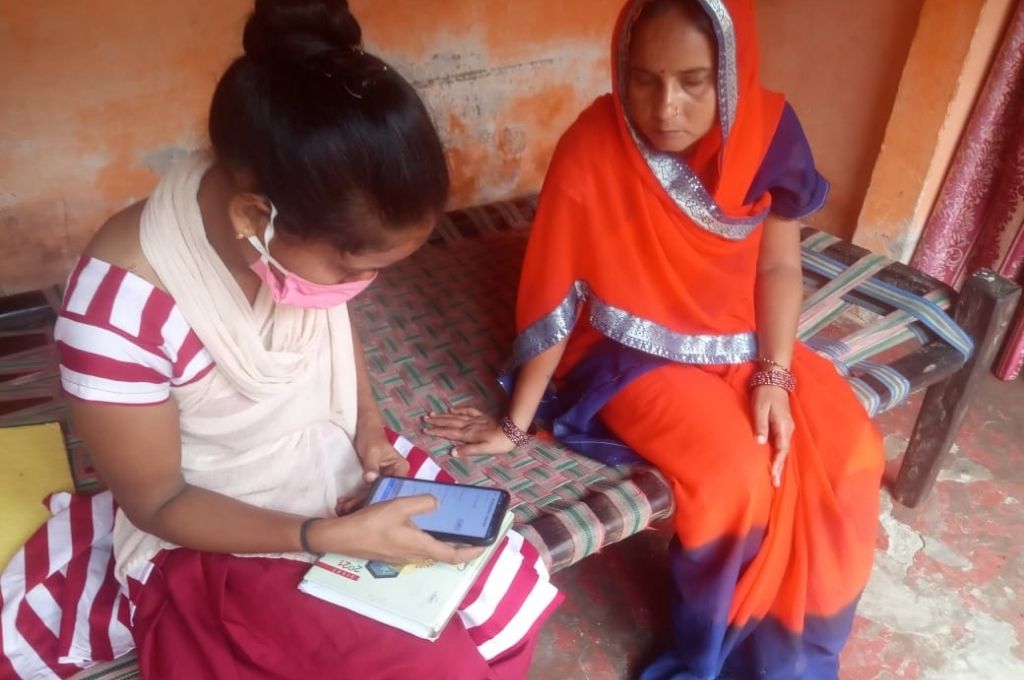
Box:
left=513, top=0, right=788, bottom=370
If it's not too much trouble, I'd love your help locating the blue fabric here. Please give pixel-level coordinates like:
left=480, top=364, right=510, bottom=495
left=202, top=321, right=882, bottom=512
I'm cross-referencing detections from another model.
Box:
left=638, top=538, right=858, bottom=680
left=501, top=338, right=668, bottom=466
left=745, top=103, right=830, bottom=220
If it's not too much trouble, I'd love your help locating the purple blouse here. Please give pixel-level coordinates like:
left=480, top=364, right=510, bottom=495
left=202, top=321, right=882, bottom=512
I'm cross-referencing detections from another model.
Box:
left=745, top=103, right=829, bottom=219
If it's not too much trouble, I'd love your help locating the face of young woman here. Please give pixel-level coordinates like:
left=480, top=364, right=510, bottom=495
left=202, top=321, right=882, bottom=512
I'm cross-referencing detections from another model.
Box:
left=257, top=220, right=434, bottom=286
left=627, top=6, right=718, bottom=155
left=229, top=192, right=435, bottom=286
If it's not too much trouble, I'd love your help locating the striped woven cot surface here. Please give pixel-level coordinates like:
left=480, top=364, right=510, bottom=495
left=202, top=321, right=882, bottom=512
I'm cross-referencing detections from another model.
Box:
left=352, top=221, right=674, bottom=573
left=0, top=196, right=971, bottom=680
left=68, top=656, right=139, bottom=680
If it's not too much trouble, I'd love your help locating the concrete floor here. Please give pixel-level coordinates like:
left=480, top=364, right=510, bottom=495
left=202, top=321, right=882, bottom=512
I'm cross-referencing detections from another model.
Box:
left=528, top=373, right=1024, bottom=679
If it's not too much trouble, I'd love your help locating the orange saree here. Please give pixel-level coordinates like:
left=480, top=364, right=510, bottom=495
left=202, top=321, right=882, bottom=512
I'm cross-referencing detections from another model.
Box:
left=512, top=1, right=884, bottom=678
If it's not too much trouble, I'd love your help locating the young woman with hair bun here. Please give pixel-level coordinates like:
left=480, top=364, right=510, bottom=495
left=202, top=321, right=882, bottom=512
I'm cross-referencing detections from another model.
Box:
left=36, top=1, right=560, bottom=677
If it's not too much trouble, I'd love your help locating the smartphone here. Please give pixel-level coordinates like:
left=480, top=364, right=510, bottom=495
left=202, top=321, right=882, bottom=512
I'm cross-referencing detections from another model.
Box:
left=366, top=476, right=511, bottom=546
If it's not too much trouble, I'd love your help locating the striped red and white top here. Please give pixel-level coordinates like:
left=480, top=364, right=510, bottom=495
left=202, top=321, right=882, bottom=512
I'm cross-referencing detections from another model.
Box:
left=54, top=257, right=215, bottom=405
left=0, top=492, right=134, bottom=679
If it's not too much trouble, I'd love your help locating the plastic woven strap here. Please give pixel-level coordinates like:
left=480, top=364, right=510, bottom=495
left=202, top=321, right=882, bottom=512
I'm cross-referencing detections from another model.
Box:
left=842, top=361, right=913, bottom=417
left=857, top=361, right=913, bottom=416
left=805, top=314, right=932, bottom=376
left=805, top=336, right=852, bottom=375
left=801, top=242, right=973, bottom=358
left=845, top=376, right=882, bottom=418
left=512, top=473, right=658, bottom=572
left=799, top=233, right=973, bottom=415
left=827, top=289, right=947, bottom=367
left=797, top=232, right=853, bottom=338
left=798, top=243, right=890, bottom=341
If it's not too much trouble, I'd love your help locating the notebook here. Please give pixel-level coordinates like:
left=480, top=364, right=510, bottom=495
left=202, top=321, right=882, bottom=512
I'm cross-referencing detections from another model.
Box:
left=298, top=511, right=514, bottom=640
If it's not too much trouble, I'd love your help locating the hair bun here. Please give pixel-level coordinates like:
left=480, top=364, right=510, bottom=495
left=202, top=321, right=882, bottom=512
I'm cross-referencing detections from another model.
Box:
left=243, top=0, right=362, bottom=67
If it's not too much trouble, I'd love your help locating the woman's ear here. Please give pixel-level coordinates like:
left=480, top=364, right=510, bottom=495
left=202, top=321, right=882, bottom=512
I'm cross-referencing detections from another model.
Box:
left=229, top=192, right=271, bottom=241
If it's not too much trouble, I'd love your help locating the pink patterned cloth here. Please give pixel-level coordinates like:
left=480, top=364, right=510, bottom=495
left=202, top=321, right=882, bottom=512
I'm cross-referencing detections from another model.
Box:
left=911, top=1, right=1024, bottom=380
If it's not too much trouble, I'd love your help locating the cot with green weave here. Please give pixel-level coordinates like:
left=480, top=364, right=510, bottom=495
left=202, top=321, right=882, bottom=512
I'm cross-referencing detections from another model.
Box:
left=0, top=196, right=1019, bottom=679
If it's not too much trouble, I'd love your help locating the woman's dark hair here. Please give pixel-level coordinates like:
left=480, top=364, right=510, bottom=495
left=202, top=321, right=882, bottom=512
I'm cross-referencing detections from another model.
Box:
left=635, top=0, right=716, bottom=45
left=209, top=0, right=449, bottom=253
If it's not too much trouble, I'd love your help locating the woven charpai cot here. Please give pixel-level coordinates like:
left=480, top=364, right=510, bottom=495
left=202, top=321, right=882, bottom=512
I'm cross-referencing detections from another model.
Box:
left=0, top=196, right=981, bottom=575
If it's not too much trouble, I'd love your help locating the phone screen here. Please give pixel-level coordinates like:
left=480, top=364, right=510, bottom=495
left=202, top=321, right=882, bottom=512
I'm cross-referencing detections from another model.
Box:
left=368, top=477, right=504, bottom=540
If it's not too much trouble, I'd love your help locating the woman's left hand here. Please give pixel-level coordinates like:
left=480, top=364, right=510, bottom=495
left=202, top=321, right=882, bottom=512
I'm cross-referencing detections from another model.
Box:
left=422, top=407, right=516, bottom=457
left=750, top=385, right=794, bottom=488
left=337, top=426, right=411, bottom=515
left=354, top=426, right=409, bottom=483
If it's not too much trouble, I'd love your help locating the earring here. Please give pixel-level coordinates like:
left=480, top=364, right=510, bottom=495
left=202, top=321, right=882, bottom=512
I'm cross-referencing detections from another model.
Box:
left=235, top=233, right=247, bottom=240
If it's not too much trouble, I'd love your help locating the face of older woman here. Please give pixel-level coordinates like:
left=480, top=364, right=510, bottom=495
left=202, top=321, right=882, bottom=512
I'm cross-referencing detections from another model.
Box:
left=627, top=4, right=717, bottom=155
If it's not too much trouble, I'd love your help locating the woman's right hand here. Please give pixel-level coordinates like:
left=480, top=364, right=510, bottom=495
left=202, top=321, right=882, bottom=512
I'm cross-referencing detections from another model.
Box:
left=309, top=494, right=484, bottom=565
left=421, top=407, right=516, bottom=457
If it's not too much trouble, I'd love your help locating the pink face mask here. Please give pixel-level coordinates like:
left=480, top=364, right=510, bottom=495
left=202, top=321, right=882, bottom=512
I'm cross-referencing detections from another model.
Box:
left=247, top=205, right=376, bottom=309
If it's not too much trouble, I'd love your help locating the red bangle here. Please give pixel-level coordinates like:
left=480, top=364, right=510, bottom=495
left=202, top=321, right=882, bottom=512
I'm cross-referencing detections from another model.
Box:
left=500, top=416, right=532, bottom=448
left=749, top=369, right=797, bottom=393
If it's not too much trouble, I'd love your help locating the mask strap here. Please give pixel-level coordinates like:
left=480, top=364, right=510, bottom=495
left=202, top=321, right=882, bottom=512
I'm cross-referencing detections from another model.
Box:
left=265, top=204, right=279, bottom=245
left=248, top=202, right=290, bottom=275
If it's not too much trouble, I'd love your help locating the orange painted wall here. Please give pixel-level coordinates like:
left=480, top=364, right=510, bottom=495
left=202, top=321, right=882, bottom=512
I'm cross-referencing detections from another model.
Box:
left=355, top=0, right=622, bottom=207
left=756, top=0, right=926, bottom=238
left=0, top=0, right=622, bottom=293
left=854, top=0, right=1016, bottom=261
left=1, top=0, right=924, bottom=293
left=2, top=0, right=252, bottom=293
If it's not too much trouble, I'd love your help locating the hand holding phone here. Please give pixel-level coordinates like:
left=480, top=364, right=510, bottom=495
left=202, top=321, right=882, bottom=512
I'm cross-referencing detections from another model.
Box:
left=312, top=494, right=485, bottom=565
left=366, top=476, right=511, bottom=546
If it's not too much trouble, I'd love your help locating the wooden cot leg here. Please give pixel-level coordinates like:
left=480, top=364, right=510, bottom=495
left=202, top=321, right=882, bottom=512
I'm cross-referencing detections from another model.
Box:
left=894, top=269, right=1021, bottom=508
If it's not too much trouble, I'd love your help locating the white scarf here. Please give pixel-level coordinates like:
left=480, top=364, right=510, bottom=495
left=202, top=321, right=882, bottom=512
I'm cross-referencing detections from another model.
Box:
left=113, top=152, right=363, bottom=583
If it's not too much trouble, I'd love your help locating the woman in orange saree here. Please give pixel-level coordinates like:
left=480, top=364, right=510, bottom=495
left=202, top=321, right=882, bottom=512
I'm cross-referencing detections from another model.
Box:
left=426, top=1, right=884, bottom=677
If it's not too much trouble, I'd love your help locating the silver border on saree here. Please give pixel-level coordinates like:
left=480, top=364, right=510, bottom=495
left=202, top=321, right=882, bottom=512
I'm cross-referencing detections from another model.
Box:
left=629, top=127, right=765, bottom=240
left=513, top=282, right=757, bottom=367
left=697, top=0, right=738, bottom=137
